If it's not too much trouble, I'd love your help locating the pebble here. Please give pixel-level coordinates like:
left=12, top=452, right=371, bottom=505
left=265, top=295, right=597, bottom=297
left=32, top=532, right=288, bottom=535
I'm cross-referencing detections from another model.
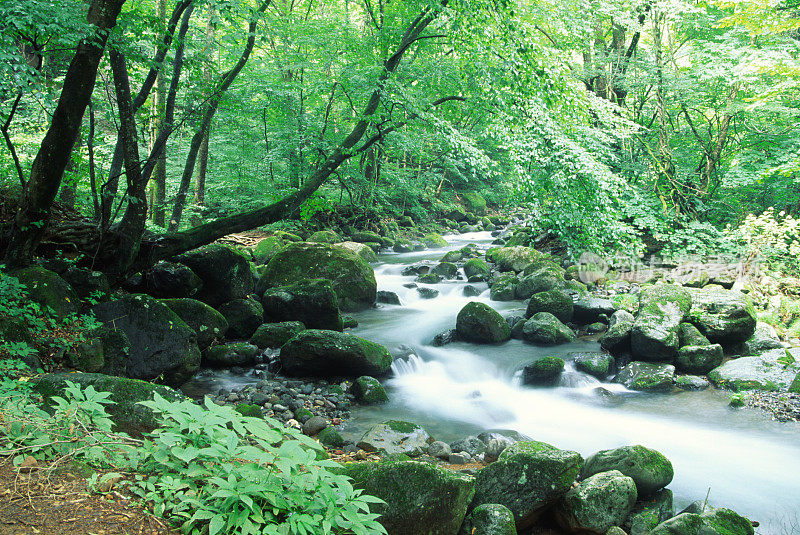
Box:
left=746, top=391, right=800, bottom=422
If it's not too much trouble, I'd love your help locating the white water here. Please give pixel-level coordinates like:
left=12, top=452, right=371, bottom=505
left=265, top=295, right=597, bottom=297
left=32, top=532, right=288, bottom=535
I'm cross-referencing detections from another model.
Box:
left=347, top=231, right=800, bottom=534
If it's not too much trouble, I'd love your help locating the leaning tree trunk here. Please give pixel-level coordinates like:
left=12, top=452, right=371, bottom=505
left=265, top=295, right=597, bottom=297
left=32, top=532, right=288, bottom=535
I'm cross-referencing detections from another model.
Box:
left=4, top=0, right=127, bottom=268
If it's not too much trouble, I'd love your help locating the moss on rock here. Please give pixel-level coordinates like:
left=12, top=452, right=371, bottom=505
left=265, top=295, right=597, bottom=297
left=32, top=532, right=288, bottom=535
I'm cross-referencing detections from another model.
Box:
left=280, top=329, right=392, bottom=377
left=160, top=298, right=228, bottom=350
left=456, top=302, right=511, bottom=343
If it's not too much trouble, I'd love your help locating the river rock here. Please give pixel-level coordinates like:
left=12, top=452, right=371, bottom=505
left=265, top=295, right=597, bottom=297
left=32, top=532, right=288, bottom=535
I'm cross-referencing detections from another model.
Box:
left=456, top=302, right=511, bottom=343
left=351, top=230, right=383, bottom=244
left=491, top=246, right=546, bottom=273
left=253, top=235, right=286, bottom=264
left=261, top=278, right=344, bottom=330
left=555, top=470, right=637, bottom=535
left=471, top=440, right=583, bottom=530
left=675, top=344, right=723, bottom=374
left=515, top=263, right=566, bottom=299
left=92, top=294, right=200, bottom=385
left=451, top=436, right=487, bottom=456
left=160, top=298, right=228, bottom=350
left=631, top=285, right=691, bottom=361
left=428, top=441, right=452, bottom=459
left=650, top=508, right=754, bottom=535
left=338, top=459, right=475, bottom=535
left=218, top=297, right=264, bottom=339
left=308, top=230, right=340, bottom=243
left=260, top=242, right=376, bottom=311
left=573, top=296, right=617, bottom=325
left=573, top=352, right=615, bottom=379
left=687, top=288, right=757, bottom=346
left=615, top=362, right=675, bottom=392
left=465, top=258, right=491, bottom=282
left=250, top=321, right=305, bottom=348
left=459, top=503, right=517, bottom=535
left=600, top=310, right=635, bottom=353
left=736, top=322, right=783, bottom=356
left=352, top=375, right=389, bottom=403
left=708, top=348, right=800, bottom=391
left=433, top=262, right=459, bottom=279
left=144, top=261, right=202, bottom=298
left=338, top=241, right=378, bottom=263
left=33, top=372, right=186, bottom=434
left=62, top=267, right=110, bottom=301
left=490, top=273, right=518, bottom=301
left=13, top=266, right=78, bottom=317
left=581, top=445, right=674, bottom=497
left=377, top=290, right=401, bottom=305
left=626, top=489, right=674, bottom=535
left=280, top=329, right=392, bottom=377
left=526, top=289, right=574, bottom=323
left=204, top=342, right=258, bottom=367
left=675, top=375, right=710, bottom=390
left=522, top=312, right=575, bottom=345
left=522, top=356, right=565, bottom=385
left=678, top=323, right=711, bottom=347
left=357, top=421, right=431, bottom=456
left=175, top=244, right=253, bottom=307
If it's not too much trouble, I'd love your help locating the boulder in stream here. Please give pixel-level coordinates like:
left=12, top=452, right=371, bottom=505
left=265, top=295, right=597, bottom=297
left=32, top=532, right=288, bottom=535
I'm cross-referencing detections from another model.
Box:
left=573, top=352, right=615, bottom=379
left=650, top=508, right=753, bottom=535
left=708, top=348, right=800, bottom=391
left=458, top=503, right=517, bottom=535
left=522, top=356, right=566, bottom=385
left=580, top=444, right=674, bottom=497
left=686, top=288, right=757, bottom=346
left=456, top=302, right=511, bottom=343
left=522, top=312, right=575, bottom=345
left=261, top=278, right=344, bottom=331
left=218, top=297, right=264, bottom=339
left=600, top=310, right=635, bottom=354
left=526, top=289, right=574, bottom=323
left=249, top=321, right=305, bottom=348
left=675, top=344, right=723, bottom=374
left=280, top=329, right=392, bottom=377
left=357, top=420, right=431, bottom=456
left=631, top=285, right=691, bottom=362
left=615, top=362, right=675, bottom=393
left=555, top=469, right=638, bottom=535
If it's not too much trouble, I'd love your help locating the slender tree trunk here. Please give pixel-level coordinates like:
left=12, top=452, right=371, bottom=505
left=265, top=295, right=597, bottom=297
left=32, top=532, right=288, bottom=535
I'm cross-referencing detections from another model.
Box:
left=191, top=13, right=215, bottom=226
left=58, top=131, right=83, bottom=209
left=88, top=100, right=100, bottom=220
left=151, top=0, right=168, bottom=227
left=4, top=0, right=127, bottom=267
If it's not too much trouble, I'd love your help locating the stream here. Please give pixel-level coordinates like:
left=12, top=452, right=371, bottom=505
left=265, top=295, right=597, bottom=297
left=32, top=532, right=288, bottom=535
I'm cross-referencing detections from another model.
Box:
left=192, top=231, right=800, bottom=534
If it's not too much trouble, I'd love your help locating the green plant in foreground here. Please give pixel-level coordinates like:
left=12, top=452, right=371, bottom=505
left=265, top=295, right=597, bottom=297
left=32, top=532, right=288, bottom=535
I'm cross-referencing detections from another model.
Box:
left=131, top=394, right=387, bottom=535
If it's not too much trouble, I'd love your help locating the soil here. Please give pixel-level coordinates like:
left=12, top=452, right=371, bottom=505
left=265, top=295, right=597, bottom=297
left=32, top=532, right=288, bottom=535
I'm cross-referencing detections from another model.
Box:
left=0, top=461, right=177, bottom=535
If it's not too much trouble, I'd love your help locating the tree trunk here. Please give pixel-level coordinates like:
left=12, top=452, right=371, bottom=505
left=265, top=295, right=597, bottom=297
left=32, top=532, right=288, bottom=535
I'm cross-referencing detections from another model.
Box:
left=4, top=0, right=127, bottom=267
left=151, top=0, right=168, bottom=227
left=191, top=13, right=215, bottom=227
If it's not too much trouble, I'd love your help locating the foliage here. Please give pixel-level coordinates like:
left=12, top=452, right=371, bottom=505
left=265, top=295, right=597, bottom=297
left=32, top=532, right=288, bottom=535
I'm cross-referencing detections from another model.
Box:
left=729, top=208, right=800, bottom=275
left=130, top=394, right=387, bottom=535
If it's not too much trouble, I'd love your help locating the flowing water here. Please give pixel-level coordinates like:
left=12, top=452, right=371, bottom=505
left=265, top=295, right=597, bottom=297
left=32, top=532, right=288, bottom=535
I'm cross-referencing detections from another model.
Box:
left=193, top=231, right=800, bottom=533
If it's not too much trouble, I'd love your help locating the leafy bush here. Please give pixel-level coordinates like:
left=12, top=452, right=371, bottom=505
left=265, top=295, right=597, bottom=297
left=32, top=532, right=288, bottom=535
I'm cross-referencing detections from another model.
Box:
left=730, top=208, right=800, bottom=275
left=131, top=394, right=387, bottom=535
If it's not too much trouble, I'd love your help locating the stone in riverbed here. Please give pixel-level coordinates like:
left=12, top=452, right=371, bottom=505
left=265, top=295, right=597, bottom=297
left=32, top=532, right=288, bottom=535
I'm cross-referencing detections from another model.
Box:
left=470, top=440, right=583, bottom=530
left=261, top=278, right=343, bottom=331
left=573, top=352, right=615, bottom=379
left=337, top=459, right=475, bottom=535
left=678, top=322, right=710, bottom=347
left=555, top=470, right=638, bottom=535
left=203, top=342, right=258, bottom=367
left=736, top=322, right=783, bottom=356
left=650, top=508, right=754, bottom=535
left=580, top=444, right=674, bottom=497
left=280, top=329, right=392, bottom=377
left=573, top=296, right=617, bottom=325
left=357, top=420, right=431, bottom=456
left=450, top=436, right=487, bottom=457
left=490, top=273, right=517, bottom=301
left=686, top=288, right=757, bottom=346
left=708, top=348, right=800, bottom=391
left=377, top=290, right=401, bottom=305
left=522, top=312, right=575, bottom=345
left=626, top=489, right=674, bottom=535
left=218, top=297, right=264, bottom=339
left=432, top=262, right=459, bottom=279
left=458, top=503, right=517, bottom=535
left=675, top=344, right=723, bottom=374
left=522, top=357, right=565, bottom=385
left=615, top=362, right=675, bottom=393
left=526, top=289, right=574, bottom=323
left=250, top=321, right=305, bottom=348
left=491, top=246, right=547, bottom=273
left=352, top=375, right=389, bottom=404
left=600, top=310, right=635, bottom=354
left=464, top=258, right=491, bottom=282
left=631, top=285, right=691, bottom=362
left=456, top=302, right=511, bottom=343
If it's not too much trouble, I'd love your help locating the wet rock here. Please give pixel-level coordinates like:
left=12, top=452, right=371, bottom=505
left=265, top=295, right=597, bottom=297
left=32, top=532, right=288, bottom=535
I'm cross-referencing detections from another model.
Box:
left=352, top=376, right=389, bottom=404
left=457, top=302, right=512, bottom=343
left=144, top=261, right=202, bottom=298
left=204, top=342, right=258, bottom=367
left=449, top=452, right=472, bottom=464
left=675, top=375, right=710, bottom=390
left=522, top=312, right=575, bottom=345
left=175, top=244, right=253, bottom=307
left=418, top=287, right=440, bottom=299
left=651, top=508, right=753, bottom=535
left=317, top=426, right=344, bottom=447
left=465, top=258, right=491, bottom=282
left=522, top=357, right=565, bottom=385
left=422, top=233, right=449, bottom=248
left=433, top=262, right=459, bottom=279
left=357, top=420, right=431, bottom=456
left=631, top=285, right=691, bottom=362
left=302, top=415, right=328, bottom=435
left=573, top=353, right=615, bottom=379
left=490, top=273, right=518, bottom=301
left=250, top=321, right=306, bottom=349
left=253, top=236, right=286, bottom=264
left=161, top=298, right=228, bottom=350
left=708, top=348, right=800, bottom=391
left=675, top=344, right=723, bottom=374
left=377, top=290, right=401, bottom=305
left=573, top=296, right=617, bottom=325
left=678, top=322, right=711, bottom=347
left=615, top=362, right=675, bottom=393
left=458, top=503, right=517, bottom=535
left=261, top=278, right=344, bottom=331
left=490, top=246, right=548, bottom=273
left=463, top=285, right=483, bottom=297
left=338, top=241, right=378, bottom=263
left=687, top=288, right=757, bottom=346
left=432, top=329, right=459, bottom=346
left=555, top=470, right=638, bottom=535
left=737, top=322, right=783, bottom=356
left=219, top=297, right=264, bottom=339
left=526, top=289, right=574, bottom=323
left=580, top=444, right=674, bottom=497
left=626, top=489, right=674, bottom=535
left=280, top=330, right=393, bottom=377
left=600, top=310, right=635, bottom=354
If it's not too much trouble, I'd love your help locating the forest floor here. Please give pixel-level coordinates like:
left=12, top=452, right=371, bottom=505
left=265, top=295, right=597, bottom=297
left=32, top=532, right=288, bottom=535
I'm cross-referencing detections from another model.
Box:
left=0, top=461, right=177, bottom=535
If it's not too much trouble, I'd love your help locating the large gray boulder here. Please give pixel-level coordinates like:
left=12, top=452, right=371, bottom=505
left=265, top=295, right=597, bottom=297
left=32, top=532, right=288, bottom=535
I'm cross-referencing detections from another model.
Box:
left=708, top=348, right=800, bottom=391
left=260, top=242, right=376, bottom=311
left=92, top=294, right=200, bottom=385
left=175, top=244, right=253, bottom=307
left=279, top=329, right=392, bottom=377
left=357, top=421, right=431, bottom=456
left=736, top=322, right=783, bottom=356
left=160, top=298, right=228, bottom=350
left=337, top=459, right=475, bottom=535
left=526, top=289, right=573, bottom=323
left=456, top=302, right=511, bottom=343
left=13, top=266, right=78, bottom=317
left=144, top=261, right=202, bottom=298
left=650, top=508, right=753, bottom=535
left=555, top=470, right=637, bottom=534
left=615, top=362, right=675, bottom=392
left=687, top=288, right=757, bottom=346
left=580, top=445, right=674, bottom=497
left=600, top=310, right=635, bottom=353
left=675, top=344, right=723, bottom=374
left=261, top=278, right=343, bottom=331
left=471, top=440, right=583, bottom=530
left=459, top=504, right=517, bottom=535
left=522, top=312, right=575, bottom=345
left=631, top=285, right=691, bottom=361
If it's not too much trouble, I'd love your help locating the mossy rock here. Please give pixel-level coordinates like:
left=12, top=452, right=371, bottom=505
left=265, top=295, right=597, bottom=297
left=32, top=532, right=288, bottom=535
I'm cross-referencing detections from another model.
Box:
left=250, top=321, right=306, bottom=348
left=143, top=261, right=202, bottom=299
left=581, top=445, right=674, bottom=497
left=235, top=403, right=263, bottom=418
left=472, top=444, right=583, bottom=530
left=522, top=312, right=575, bottom=345
left=352, top=375, right=389, bottom=404
left=789, top=371, right=800, bottom=393
left=515, top=265, right=567, bottom=299
left=351, top=230, right=383, bottom=244
left=68, top=338, right=104, bottom=373
left=393, top=238, right=415, bottom=252
left=218, top=298, right=264, bottom=339
left=317, top=426, right=344, bottom=448
left=338, top=459, right=475, bottom=535
left=280, top=329, right=392, bottom=377
left=261, top=242, right=376, bottom=311
left=686, top=288, right=757, bottom=346
left=707, top=348, right=800, bottom=391
left=626, top=489, right=674, bottom=535
left=456, top=302, right=511, bottom=343
left=675, top=344, right=723, bottom=374
left=491, top=247, right=546, bottom=273
left=338, top=241, right=378, bottom=262
left=175, top=244, right=254, bottom=307
left=261, top=278, right=343, bottom=331
left=464, top=258, right=491, bottom=282
left=308, top=230, right=341, bottom=243
left=678, top=323, right=711, bottom=347
left=432, top=262, right=459, bottom=279
left=160, top=298, right=228, bottom=350
left=522, top=356, right=565, bottom=385
left=253, top=236, right=286, bottom=264
left=490, top=273, right=518, bottom=301
left=459, top=503, right=517, bottom=535
left=422, top=233, right=449, bottom=248
left=88, top=324, right=131, bottom=376
left=600, top=310, right=635, bottom=354
left=651, top=508, right=753, bottom=535
left=526, top=290, right=573, bottom=323
left=441, top=250, right=464, bottom=263
left=573, top=352, right=615, bottom=379
left=62, top=267, right=111, bottom=301
left=92, top=294, right=200, bottom=386
left=33, top=372, right=186, bottom=435
left=499, top=440, right=558, bottom=459
left=13, top=266, right=78, bottom=317
left=357, top=421, right=432, bottom=456
left=462, top=192, right=488, bottom=214
left=418, top=273, right=443, bottom=284
left=631, top=285, right=691, bottom=362
left=555, top=470, right=638, bottom=535
left=614, top=362, right=675, bottom=393
left=204, top=342, right=259, bottom=367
